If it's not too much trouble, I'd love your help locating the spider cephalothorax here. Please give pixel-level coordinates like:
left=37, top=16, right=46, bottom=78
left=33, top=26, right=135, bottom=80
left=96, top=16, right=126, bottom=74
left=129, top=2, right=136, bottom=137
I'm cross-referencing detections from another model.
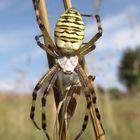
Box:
left=58, top=56, right=78, bottom=74
left=30, top=1, right=104, bottom=140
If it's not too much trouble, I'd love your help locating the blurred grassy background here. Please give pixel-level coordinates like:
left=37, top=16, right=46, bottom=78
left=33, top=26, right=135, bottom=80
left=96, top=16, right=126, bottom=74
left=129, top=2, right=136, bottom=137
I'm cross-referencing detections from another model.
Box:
left=0, top=0, right=140, bottom=140
left=0, top=92, right=140, bottom=140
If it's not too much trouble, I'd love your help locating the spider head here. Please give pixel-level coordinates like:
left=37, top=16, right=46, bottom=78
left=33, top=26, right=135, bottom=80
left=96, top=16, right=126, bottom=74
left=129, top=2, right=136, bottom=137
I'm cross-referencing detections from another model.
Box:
left=54, top=8, right=85, bottom=55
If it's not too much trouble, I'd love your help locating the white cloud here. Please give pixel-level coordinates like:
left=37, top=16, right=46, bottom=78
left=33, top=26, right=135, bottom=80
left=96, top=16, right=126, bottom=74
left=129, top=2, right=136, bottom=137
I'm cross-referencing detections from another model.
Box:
left=0, top=82, right=14, bottom=91
left=0, top=76, right=34, bottom=94
left=85, top=5, right=140, bottom=51
left=0, top=83, right=30, bottom=94
left=0, top=27, right=36, bottom=53
left=84, top=5, right=140, bottom=90
left=97, top=26, right=140, bottom=52
left=85, top=51, right=122, bottom=88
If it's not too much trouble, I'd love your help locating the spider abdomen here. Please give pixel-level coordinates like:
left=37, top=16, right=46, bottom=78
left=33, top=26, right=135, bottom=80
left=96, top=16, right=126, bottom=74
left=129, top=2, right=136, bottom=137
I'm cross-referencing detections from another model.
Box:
left=55, top=8, right=85, bottom=54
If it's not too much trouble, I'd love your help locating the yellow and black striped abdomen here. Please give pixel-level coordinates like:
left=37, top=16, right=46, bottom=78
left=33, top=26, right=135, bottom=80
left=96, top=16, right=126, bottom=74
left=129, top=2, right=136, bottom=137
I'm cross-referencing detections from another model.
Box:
left=55, top=8, right=85, bottom=54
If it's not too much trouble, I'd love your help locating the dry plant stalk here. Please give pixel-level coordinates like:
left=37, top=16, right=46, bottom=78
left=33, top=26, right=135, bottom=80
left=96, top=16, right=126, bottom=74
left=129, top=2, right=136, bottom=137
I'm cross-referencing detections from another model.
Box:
left=58, top=81, right=81, bottom=140
left=36, top=0, right=62, bottom=107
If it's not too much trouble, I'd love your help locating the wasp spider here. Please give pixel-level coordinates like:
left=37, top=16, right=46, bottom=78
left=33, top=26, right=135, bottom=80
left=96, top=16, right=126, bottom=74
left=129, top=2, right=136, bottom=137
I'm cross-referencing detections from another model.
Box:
left=30, top=0, right=104, bottom=139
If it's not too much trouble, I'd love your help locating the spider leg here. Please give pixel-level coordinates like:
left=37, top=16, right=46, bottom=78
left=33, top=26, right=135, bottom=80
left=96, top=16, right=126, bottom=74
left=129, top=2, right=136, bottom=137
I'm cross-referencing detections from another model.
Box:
left=32, top=0, right=61, bottom=56
left=41, top=66, right=61, bottom=140
left=74, top=66, right=93, bottom=140
left=77, top=44, right=96, bottom=58
left=30, top=64, right=60, bottom=130
left=76, top=15, right=102, bottom=57
left=35, top=35, right=59, bottom=58
left=74, top=64, right=104, bottom=139
left=32, top=0, right=45, bottom=30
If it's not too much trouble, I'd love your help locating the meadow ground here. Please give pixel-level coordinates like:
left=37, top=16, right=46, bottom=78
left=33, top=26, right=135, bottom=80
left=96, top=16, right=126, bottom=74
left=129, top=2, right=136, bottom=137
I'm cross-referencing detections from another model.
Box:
left=0, top=92, right=140, bottom=140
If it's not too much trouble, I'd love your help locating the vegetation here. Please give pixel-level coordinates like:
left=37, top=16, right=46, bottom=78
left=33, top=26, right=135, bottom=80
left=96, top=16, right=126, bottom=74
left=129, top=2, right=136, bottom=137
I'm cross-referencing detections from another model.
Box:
left=0, top=92, right=140, bottom=140
left=118, top=47, right=140, bottom=93
left=108, top=88, right=123, bottom=99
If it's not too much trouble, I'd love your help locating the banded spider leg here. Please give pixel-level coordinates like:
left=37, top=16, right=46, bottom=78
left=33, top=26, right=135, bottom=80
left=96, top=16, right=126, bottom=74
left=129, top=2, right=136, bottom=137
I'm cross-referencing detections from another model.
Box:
left=74, top=64, right=104, bottom=140
left=30, top=64, right=61, bottom=140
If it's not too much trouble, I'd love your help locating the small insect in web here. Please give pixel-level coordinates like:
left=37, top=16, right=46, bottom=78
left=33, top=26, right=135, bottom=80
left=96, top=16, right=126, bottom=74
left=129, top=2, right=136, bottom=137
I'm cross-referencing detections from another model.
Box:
left=30, top=0, right=104, bottom=139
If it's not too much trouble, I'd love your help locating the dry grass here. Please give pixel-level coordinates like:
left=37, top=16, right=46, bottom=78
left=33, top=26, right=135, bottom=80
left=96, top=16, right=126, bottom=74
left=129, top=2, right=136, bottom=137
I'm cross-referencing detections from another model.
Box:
left=0, top=92, right=140, bottom=140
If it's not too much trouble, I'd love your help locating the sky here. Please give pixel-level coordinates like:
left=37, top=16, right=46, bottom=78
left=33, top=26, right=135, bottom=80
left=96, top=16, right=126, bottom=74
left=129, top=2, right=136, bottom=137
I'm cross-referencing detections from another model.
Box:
left=0, top=0, right=140, bottom=93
